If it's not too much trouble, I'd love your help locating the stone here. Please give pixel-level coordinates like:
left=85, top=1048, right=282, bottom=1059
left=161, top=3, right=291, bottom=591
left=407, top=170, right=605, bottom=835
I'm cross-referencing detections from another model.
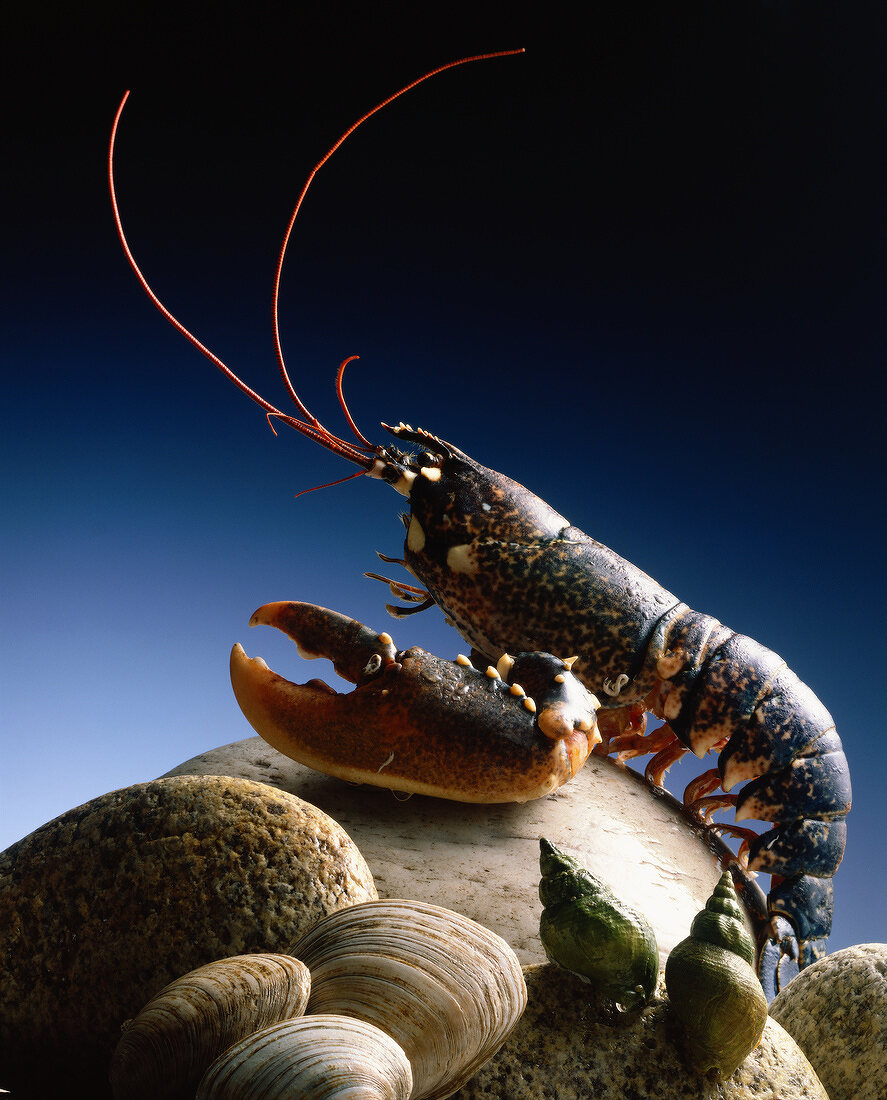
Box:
left=0, top=775, right=376, bottom=1098
left=770, top=942, right=887, bottom=1100
left=453, top=963, right=828, bottom=1099
left=163, top=736, right=766, bottom=968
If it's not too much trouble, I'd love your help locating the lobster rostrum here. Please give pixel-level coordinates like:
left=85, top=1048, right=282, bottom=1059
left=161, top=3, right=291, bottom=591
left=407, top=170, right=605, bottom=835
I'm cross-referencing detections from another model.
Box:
left=109, top=51, right=850, bottom=994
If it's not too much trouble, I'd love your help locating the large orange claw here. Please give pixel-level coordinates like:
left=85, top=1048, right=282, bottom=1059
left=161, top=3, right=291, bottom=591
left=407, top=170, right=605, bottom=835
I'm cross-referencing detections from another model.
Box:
left=230, top=601, right=601, bottom=803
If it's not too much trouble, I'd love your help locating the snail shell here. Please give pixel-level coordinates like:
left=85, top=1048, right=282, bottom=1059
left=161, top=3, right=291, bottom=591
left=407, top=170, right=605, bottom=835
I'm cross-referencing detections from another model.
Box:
left=196, top=1014, right=413, bottom=1099
left=665, top=870, right=768, bottom=1079
left=291, top=899, right=527, bottom=1100
left=109, top=953, right=311, bottom=1100
left=538, top=838, right=658, bottom=1011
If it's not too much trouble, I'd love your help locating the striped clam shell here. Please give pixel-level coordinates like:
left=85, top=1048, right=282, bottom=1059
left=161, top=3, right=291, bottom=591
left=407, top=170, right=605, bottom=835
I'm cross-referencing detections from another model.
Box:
left=291, top=899, right=527, bottom=1100
left=109, top=953, right=311, bottom=1100
left=196, top=1014, right=413, bottom=1099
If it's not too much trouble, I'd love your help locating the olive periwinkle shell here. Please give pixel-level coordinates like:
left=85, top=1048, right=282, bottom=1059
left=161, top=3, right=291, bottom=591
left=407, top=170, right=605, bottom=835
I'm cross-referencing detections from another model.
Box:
left=538, top=838, right=658, bottom=1011
left=665, top=870, right=768, bottom=1079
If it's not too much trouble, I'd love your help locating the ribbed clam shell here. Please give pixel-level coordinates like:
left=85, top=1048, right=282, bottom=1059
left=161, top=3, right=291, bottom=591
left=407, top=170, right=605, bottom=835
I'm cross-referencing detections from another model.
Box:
left=291, top=899, right=527, bottom=1100
left=109, top=953, right=311, bottom=1100
left=195, top=1014, right=413, bottom=1099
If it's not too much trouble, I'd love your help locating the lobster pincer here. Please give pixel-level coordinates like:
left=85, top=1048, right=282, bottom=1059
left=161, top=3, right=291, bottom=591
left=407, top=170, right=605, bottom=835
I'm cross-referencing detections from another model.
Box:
left=230, top=601, right=601, bottom=802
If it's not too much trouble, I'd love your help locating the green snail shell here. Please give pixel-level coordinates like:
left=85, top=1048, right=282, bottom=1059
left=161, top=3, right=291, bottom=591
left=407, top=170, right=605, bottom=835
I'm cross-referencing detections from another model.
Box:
left=665, top=870, right=768, bottom=1079
left=538, top=838, right=658, bottom=1011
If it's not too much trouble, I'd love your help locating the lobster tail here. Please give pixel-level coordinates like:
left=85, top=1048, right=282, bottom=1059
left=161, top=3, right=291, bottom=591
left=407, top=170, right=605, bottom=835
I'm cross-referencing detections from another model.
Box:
left=647, top=610, right=850, bottom=979
left=721, top=666, right=850, bottom=958
left=758, top=869, right=836, bottom=988
left=767, top=874, right=835, bottom=944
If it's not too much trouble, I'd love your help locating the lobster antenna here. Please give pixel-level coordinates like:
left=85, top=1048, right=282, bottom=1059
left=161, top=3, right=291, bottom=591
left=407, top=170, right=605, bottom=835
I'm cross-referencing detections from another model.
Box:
left=108, top=93, right=373, bottom=468
left=108, top=48, right=524, bottom=470
left=271, top=48, right=526, bottom=419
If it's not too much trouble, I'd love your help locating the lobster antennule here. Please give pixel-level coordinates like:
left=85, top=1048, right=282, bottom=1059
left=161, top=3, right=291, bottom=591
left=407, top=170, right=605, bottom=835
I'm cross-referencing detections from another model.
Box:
left=335, top=356, right=375, bottom=450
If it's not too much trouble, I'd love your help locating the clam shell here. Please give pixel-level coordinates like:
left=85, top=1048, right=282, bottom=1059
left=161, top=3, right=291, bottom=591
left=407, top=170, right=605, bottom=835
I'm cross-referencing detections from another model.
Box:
left=292, top=899, right=527, bottom=1100
left=196, top=1014, right=413, bottom=1099
left=109, top=953, right=311, bottom=1100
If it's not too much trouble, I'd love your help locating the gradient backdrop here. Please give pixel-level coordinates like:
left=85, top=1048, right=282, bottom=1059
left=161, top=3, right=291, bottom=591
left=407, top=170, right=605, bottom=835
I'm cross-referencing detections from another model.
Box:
left=3, top=4, right=885, bottom=956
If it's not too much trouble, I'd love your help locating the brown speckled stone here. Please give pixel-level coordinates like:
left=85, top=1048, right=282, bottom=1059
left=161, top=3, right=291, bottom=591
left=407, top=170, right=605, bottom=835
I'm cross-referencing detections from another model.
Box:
left=770, top=943, right=887, bottom=1100
left=454, top=964, right=828, bottom=1099
left=0, top=775, right=376, bottom=1099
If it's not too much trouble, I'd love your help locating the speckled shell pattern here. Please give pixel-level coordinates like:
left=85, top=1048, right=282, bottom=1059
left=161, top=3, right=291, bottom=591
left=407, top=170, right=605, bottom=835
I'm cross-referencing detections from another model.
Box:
left=391, top=426, right=850, bottom=970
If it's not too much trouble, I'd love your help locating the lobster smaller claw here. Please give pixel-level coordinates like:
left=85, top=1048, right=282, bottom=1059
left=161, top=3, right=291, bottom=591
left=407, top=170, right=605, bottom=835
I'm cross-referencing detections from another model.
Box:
left=230, top=601, right=601, bottom=803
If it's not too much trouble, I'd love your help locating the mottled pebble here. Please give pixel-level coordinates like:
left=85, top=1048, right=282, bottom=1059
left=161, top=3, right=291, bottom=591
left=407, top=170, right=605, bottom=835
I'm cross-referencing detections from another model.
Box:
left=453, top=963, right=828, bottom=1099
left=770, top=942, right=887, bottom=1100
left=0, top=775, right=376, bottom=1098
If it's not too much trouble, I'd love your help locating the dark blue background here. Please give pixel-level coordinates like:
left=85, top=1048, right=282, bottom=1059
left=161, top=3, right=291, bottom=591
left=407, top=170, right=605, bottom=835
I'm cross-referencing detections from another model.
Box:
left=3, top=3, right=884, bottom=954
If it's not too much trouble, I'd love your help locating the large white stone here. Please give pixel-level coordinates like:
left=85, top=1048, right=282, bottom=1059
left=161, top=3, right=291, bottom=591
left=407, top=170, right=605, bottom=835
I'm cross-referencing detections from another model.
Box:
left=164, top=736, right=765, bottom=966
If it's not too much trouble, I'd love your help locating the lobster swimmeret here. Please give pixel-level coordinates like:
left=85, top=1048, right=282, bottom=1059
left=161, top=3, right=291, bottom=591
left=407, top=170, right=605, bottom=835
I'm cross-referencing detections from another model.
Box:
left=109, top=52, right=850, bottom=994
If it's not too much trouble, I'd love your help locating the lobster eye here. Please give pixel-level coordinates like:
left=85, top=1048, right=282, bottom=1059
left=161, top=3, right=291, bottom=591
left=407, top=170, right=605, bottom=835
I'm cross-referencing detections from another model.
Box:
left=419, top=451, right=437, bottom=466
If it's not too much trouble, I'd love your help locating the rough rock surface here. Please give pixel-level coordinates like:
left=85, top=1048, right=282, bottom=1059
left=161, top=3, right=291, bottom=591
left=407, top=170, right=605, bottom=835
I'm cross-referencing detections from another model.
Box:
left=770, top=942, right=887, bottom=1100
left=0, top=775, right=376, bottom=1098
left=454, top=963, right=828, bottom=1099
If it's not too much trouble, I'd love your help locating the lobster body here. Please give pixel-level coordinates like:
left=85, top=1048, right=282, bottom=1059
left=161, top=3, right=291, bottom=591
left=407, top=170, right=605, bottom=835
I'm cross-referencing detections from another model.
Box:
left=382, top=424, right=851, bottom=968
left=394, top=425, right=680, bottom=696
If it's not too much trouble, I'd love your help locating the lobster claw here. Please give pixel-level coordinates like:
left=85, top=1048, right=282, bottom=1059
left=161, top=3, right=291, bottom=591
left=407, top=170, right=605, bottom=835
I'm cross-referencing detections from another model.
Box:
left=230, top=602, right=601, bottom=803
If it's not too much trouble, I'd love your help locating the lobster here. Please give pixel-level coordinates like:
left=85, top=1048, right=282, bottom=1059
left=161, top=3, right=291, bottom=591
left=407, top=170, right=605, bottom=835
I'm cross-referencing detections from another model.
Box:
left=108, top=50, right=850, bottom=995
